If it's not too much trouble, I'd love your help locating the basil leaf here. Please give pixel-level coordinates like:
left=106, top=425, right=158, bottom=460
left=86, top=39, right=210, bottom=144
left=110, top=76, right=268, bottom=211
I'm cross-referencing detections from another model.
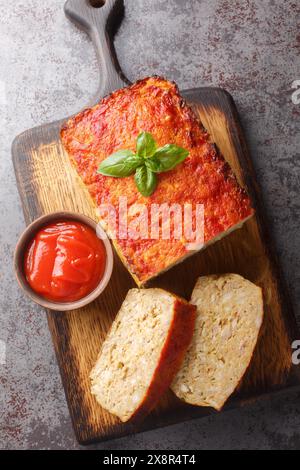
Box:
left=136, top=132, right=157, bottom=158
left=151, top=145, right=189, bottom=173
left=135, top=165, right=157, bottom=197
left=145, top=156, right=163, bottom=173
left=97, top=150, right=143, bottom=177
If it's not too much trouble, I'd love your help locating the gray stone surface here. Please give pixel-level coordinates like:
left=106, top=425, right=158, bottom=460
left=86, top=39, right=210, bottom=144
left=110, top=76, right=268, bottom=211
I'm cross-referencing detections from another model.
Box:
left=0, top=0, right=299, bottom=450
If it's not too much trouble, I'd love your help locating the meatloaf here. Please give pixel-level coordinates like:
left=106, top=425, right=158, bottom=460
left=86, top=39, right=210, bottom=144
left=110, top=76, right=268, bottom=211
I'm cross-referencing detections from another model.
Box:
left=90, top=288, right=196, bottom=422
left=171, top=274, right=264, bottom=410
left=61, top=77, right=253, bottom=286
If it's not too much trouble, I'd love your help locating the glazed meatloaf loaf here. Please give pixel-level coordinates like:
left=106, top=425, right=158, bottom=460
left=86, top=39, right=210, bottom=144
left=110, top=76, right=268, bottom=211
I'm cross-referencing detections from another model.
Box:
left=61, top=77, right=253, bottom=286
left=90, top=288, right=196, bottom=422
left=171, top=274, right=264, bottom=410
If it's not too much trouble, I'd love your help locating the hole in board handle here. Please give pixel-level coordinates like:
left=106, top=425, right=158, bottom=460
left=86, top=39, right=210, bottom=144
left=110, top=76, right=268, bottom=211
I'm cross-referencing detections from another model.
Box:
left=89, top=0, right=106, bottom=7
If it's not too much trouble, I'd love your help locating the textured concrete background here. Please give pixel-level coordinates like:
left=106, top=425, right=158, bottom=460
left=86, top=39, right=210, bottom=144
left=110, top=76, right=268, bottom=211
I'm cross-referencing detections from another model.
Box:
left=0, top=0, right=299, bottom=450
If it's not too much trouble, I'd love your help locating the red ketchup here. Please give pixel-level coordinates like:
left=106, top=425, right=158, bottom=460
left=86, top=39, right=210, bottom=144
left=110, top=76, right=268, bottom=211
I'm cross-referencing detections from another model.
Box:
left=24, top=221, right=106, bottom=302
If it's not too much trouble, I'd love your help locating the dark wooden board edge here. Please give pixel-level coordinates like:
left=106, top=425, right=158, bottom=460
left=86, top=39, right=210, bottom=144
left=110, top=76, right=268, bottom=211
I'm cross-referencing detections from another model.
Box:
left=12, top=87, right=300, bottom=445
left=77, top=386, right=300, bottom=446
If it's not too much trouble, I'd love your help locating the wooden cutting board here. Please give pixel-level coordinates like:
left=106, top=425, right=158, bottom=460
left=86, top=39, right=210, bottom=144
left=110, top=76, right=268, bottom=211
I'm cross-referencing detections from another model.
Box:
left=12, top=0, right=300, bottom=444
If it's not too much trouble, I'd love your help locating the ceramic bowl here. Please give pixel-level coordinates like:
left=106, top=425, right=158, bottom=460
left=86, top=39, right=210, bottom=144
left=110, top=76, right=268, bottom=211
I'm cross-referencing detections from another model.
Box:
left=14, top=212, right=114, bottom=311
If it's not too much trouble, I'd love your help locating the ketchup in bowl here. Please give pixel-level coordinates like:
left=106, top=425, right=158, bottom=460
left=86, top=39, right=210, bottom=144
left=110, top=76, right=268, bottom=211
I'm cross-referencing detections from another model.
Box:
left=24, top=221, right=106, bottom=303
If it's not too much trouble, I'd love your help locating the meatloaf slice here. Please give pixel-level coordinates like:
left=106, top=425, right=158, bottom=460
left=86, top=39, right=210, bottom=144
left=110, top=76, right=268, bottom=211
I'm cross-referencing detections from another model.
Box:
left=61, top=77, right=253, bottom=286
left=90, top=288, right=196, bottom=422
left=171, top=274, right=264, bottom=410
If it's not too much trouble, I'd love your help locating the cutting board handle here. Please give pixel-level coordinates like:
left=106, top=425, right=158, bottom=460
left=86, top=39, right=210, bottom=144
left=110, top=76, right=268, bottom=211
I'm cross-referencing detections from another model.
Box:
left=64, top=0, right=130, bottom=100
